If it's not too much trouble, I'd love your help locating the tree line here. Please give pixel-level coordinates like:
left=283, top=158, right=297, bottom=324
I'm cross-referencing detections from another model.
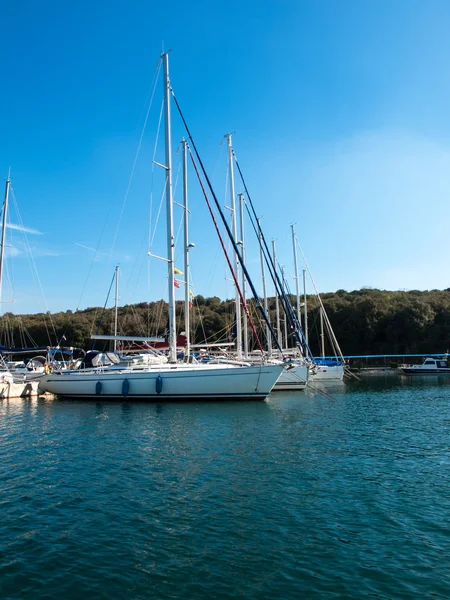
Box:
left=1, top=287, right=450, bottom=356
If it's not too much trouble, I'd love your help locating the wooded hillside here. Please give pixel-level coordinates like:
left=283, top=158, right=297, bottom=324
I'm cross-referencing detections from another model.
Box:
left=2, top=288, right=450, bottom=356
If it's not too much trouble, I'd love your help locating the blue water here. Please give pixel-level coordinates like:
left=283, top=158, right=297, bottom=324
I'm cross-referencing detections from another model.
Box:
left=1, top=375, right=450, bottom=599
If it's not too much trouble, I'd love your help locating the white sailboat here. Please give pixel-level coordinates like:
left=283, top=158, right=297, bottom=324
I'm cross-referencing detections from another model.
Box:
left=37, top=359, right=283, bottom=401
left=270, top=238, right=308, bottom=391
left=292, top=235, right=344, bottom=383
left=308, top=294, right=345, bottom=382
left=0, top=172, right=41, bottom=399
left=38, top=53, right=283, bottom=401
left=222, top=141, right=308, bottom=392
left=273, top=361, right=308, bottom=391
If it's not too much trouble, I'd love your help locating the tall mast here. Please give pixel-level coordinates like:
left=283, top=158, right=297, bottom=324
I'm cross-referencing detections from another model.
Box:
left=272, top=240, right=282, bottom=350
left=320, top=307, right=325, bottom=358
left=291, top=224, right=302, bottom=328
left=182, top=139, right=191, bottom=358
left=238, top=193, right=248, bottom=358
left=258, top=218, right=272, bottom=358
left=281, top=266, right=288, bottom=350
left=226, top=133, right=242, bottom=360
left=303, top=268, right=309, bottom=347
left=0, top=170, right=11, bottom=310
left=163, top=52, right=177, bottom=362
left=113, top=265, right=119, bottom=351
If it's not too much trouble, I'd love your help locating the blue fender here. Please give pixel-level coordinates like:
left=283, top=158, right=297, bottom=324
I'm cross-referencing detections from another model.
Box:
left=122, top=379, right=130, bottom=396
left=156, top=375, right=163, bottom=395
left=95, top=381, right=102, bottom=395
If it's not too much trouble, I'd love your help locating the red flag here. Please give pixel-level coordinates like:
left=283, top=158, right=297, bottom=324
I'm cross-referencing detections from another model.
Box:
left=174, top=278, right=180, bottom=288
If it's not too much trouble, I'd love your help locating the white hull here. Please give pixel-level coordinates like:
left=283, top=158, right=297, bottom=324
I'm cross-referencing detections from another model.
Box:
left=0, top=379, right=40, bottom=399
left=273, top=364, right=308, bottom=391
left=37, top=362, right=284, bottom=401
left=400, top=357, right=450, bottom=375
left=401, top=367, right=450, bottom=375
left=311, top=365, right=345, bottom=381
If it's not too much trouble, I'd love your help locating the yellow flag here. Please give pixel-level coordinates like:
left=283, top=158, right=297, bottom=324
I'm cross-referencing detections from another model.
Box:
left=189, top=290, right=194, bottom=297
left=174, top=267, right=183, bottom=275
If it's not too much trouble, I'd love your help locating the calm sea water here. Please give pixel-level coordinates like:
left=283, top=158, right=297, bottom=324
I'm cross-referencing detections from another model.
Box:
left=1, top=375, right=450, bottom=599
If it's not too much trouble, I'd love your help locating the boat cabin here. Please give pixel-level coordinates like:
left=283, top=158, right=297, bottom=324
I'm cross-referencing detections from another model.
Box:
left=422, top=358, right=448, bottom=368
left=400, top=356, right=450, bottom=374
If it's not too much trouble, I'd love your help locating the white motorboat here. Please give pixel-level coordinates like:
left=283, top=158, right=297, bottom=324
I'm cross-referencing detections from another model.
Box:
left=400, top=357, right=450, bottom=375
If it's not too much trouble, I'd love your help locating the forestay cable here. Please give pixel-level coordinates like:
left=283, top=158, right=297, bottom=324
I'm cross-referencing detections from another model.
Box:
left=171, top=90, right=284, bottom=358
left=188, top=148, right=265, bottom=355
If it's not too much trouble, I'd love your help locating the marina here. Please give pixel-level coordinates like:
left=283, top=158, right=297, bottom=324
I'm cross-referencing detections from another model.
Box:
left=1, top=3, right=450, bottom=599
left=0, top=52, right=325, bottom=401
left=0, top=55, right=443, bottom=403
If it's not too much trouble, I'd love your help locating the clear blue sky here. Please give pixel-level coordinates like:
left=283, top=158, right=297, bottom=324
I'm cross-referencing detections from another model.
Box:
left=1, top=0, right=450, bottom=314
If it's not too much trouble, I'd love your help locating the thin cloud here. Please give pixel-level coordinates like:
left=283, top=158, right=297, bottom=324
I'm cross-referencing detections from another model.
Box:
left=74, top=243, right=134, bottom=264
left=8, top=223, right=43, bottom=235
left=75, top=242, right=98, bottom=253
left=33, top=249, right=62, bottom=257
left=6, top=246, right=21, bottom=257
left=2, top=241, right=62, bottom=259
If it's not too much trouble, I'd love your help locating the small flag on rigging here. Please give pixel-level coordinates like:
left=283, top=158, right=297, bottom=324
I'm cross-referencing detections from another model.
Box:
left=174, top=278, right=181, bottom=288
left=174, top=267, right=183, bottom=275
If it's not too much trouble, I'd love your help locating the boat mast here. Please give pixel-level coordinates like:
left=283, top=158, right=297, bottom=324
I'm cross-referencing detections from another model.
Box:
left=320, top=306, right=325, bottom=358
left=258, top=218, right=272, bottom=358
left=291, top=224, right=302, bottom=328
left=225, top=133, right=242, bottom=360
left=272, top=240, right=282, bottom=350
left=303, top=268, right=309, bottom=347
left=281, top=266, right=288, bottom=350
left=162, top=52, right=177, bottom=362
left=238, top=193, right=248, bottom=358
left=113, top=265, right=119, bottom=352
left=182, top=139, right=191, bottom=358
left=0, top=170, right=11, bottom=311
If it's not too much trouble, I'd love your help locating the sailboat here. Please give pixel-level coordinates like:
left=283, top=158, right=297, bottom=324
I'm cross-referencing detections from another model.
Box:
left=38, top=53, right=284, bottom=401
left=310, top=303, right=345, bottom=381
left=292, top=234, right=345, bottom=382
left=219, top=137, right=308, bottom=392
left=269, top=237, right=308, bottom=391
left=0, top=172, right=43, bottom=398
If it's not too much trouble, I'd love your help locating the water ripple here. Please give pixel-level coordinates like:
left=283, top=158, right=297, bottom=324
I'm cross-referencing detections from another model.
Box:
left=1, top=379, right=450, bottom=598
